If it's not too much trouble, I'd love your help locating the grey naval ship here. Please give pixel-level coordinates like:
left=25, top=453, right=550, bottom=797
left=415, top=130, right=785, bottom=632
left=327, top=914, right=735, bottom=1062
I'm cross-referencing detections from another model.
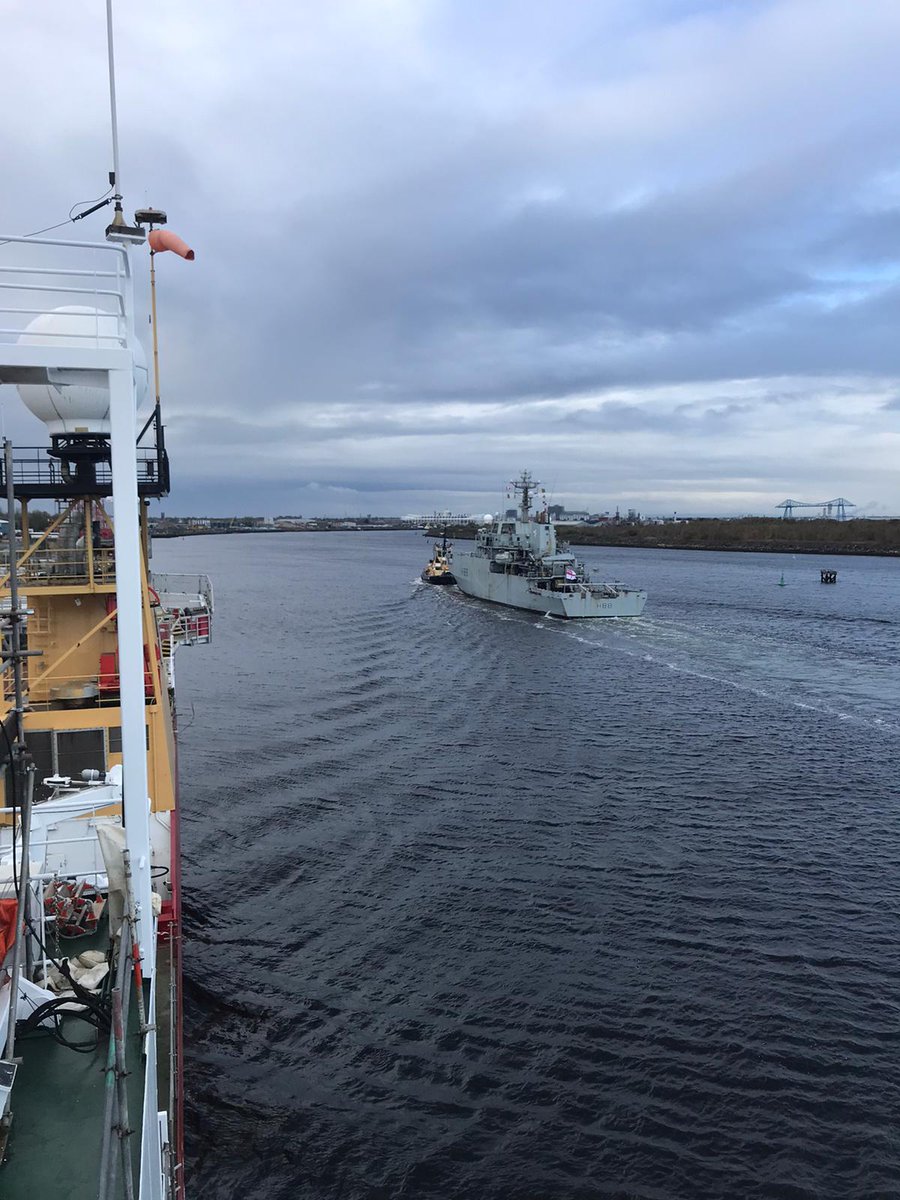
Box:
left=454, top=472, right=647, bottom=618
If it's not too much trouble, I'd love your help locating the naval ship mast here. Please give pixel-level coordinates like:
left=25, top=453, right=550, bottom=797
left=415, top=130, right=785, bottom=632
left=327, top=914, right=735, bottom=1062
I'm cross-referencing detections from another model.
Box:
left=510, top=471, right=538, bottom=522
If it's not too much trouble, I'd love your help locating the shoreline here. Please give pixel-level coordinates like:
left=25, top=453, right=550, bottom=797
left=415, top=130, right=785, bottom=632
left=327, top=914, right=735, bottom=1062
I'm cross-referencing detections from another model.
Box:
left=151, top=525, right=412, bottom=538
left=569, top=540, right=900, bottom=558
left=437, top=517, right=900, bottom=559
left=152, top=523, right=900, bottom=557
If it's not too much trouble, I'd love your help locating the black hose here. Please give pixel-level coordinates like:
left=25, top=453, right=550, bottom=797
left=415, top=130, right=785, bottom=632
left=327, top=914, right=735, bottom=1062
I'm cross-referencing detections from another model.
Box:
left=14, top=914, right=114, bottom=1058
left=18, top=996, right=106, bottom=1053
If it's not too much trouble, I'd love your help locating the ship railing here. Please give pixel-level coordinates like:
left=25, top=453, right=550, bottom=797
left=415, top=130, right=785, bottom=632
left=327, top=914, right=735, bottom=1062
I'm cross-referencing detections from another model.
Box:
left=0, top=498, right=123, bottom=589
left=0, top=543, right=117, bottom=587
left=0, top=445, right=168, bottom=498
left=0, top=235, right=133, bottom=349
left=157, top=610, right=212, bottom=651
left=152, top=573, right=214, bottom=652
left=1, top=668, right=94, bottom=706
left=10, top=666, right=162, bottom=708
left=151, top=572, right=214, bottom=612
left=28, top=865, right=111, bottom=987
left=3, top=788, right=121, bottom=978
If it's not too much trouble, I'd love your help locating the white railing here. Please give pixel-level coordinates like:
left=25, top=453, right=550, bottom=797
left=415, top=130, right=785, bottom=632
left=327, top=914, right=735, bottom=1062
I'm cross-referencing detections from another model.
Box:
left=151, top=572, right=214, bottom=613
left=152, top=573, right=214, bottom=656
left=0, top=235, right=134, bottom=349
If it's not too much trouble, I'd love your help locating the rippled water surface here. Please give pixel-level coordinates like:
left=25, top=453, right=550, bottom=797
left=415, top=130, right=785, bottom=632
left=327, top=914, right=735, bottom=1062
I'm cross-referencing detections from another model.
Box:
left=157, top=533, right=900, bottom=1199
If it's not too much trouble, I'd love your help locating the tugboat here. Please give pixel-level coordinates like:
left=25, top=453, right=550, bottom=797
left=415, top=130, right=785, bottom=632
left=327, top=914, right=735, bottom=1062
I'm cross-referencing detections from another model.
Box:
left=422, top=529, right=455, bottom=585
left=454, top=472, right=647, bottom=618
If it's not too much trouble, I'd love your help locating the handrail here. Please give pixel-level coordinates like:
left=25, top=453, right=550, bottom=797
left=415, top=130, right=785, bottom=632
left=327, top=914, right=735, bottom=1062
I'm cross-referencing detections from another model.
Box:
left=0, top=306, right=114, bottom=317
left=0, top=446, right=169, bottom=502
left=150, top=572, right=214, bottom=608
left=0, top=266, right=120, bottom=279
left=0, top=233, right=130, bottom=254
left=98, top=924, right=134, bottom=1200
left=0, top=327, right=124, bottom=342
left=0, top=281, right=125, bottom=302
left=0, top=236, right=133, bottom=350
left=22, top=792, right=121, bottom=817
left=0, top=501, right=78, bottom=588
left=140, top=562, right=164, bottom=710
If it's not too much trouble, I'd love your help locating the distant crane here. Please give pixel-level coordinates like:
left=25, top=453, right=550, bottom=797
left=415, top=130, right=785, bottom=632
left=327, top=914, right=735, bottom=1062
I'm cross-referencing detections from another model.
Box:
left=776, top=498, right=856, bottom=520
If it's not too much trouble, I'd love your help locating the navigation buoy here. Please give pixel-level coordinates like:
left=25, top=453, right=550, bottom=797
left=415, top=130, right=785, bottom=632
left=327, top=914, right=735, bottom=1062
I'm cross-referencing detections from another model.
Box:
left=778, top=572, right=786, bottom=587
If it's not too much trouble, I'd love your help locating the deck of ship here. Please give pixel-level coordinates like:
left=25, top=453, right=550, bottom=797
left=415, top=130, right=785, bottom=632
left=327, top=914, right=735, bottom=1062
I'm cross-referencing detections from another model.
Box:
left=6, top=1001, right=144, bottom=1198
left=3, top=918, right=172, bottom=1199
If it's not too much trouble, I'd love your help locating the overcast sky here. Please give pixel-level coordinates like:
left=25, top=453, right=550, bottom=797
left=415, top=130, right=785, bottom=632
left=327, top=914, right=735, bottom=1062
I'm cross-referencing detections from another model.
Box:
left=2, top=0, right=900, bottom=517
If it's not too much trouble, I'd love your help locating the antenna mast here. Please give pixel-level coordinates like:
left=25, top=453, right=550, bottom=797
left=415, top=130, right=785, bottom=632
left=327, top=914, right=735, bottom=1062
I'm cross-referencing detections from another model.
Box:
left=104, top=0, right=145, bottom=245
left=106, top=0, right=121, bottom=206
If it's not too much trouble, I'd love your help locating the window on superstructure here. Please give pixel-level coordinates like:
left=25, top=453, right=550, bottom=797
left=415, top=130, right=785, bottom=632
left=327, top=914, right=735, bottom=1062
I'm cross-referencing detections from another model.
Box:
left=25, top=730, right=54, bottom=787
left=3, top=730, right=53, bottom=808
left=56, top=730, right=105, bottom=779
left=11, top=728, right=105, bottom=787
left=107, top=726, right=149, bottom=754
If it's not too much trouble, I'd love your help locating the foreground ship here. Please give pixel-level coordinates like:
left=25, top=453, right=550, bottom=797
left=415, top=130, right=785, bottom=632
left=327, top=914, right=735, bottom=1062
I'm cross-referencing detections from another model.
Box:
left=455, top=472, right=647, bottom=618
left=0, top=232, right=211, bottom=1198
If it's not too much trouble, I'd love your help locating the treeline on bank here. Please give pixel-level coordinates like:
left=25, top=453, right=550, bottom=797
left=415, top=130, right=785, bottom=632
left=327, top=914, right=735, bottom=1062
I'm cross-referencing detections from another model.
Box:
left=440, top=518, right=900, bottom=557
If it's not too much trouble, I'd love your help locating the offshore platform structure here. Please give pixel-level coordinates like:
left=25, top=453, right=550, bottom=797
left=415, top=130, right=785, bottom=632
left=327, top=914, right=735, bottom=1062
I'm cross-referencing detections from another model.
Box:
left=776, top=498, right=856, bottom=520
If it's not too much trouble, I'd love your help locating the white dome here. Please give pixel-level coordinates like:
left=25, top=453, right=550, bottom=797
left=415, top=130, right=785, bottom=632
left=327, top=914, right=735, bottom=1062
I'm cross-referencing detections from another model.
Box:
left=483, top=513, right=494, bottom=523
left=16, top=306, right=149, bottom=436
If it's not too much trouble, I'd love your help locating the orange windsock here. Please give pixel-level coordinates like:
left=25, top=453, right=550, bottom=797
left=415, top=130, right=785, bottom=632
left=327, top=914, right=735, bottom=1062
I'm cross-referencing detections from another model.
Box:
left=148, top=229, right=195, bottom=260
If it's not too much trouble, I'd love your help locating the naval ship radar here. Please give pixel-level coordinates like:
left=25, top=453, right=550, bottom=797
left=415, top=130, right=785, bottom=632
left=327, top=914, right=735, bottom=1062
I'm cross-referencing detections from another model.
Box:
left=509, top=471, right=540, bottom=521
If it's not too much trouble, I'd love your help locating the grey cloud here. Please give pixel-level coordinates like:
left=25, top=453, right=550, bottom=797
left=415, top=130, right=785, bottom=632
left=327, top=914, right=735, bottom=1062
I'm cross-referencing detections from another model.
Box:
left=2, top=0, right=900, bottom=515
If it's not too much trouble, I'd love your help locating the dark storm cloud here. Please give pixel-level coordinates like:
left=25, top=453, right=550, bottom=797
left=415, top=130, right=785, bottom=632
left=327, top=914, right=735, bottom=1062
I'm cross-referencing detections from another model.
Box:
left=2, top=0, right=900, bottom=515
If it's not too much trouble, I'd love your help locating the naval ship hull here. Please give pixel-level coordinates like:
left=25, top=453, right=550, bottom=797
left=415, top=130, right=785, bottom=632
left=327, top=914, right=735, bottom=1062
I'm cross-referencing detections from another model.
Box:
left=455, top=554, right=646, bottom=618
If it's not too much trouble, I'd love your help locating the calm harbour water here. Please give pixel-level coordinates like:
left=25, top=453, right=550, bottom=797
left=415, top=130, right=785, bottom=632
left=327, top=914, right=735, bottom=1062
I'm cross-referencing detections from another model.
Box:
left=157, top=532, right=900, bottom=1200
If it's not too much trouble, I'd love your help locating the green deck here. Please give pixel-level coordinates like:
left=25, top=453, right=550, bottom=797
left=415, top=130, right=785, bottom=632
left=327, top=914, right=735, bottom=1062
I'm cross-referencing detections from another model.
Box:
left=0, top=928, right=170, bottom=1199
left=3, top=1006, right=145, bottom=1198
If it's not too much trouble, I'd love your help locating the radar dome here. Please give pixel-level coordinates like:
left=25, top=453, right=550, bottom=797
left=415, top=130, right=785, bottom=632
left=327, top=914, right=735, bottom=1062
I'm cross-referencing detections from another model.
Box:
left=483, top=513, right=493, bottom=523
left=16, top=306, right=149, bottom=436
